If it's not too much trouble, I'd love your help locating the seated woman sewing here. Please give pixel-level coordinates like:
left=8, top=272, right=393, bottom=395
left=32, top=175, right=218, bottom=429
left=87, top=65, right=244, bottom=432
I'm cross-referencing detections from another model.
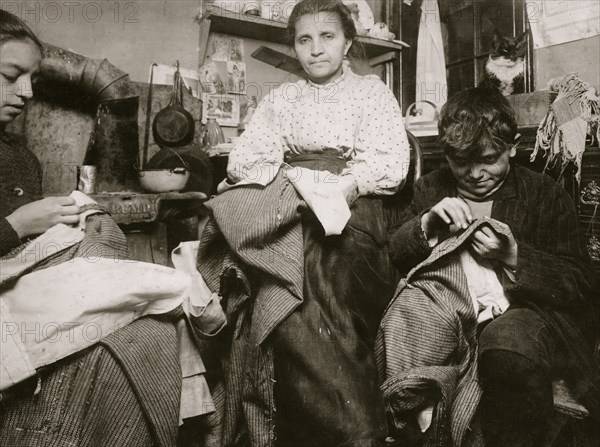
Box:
left=196, top=1, right=410, bottom=445
left=0, top=11, right=224, bottom=446
left=378, top=87, right=598, bottom=447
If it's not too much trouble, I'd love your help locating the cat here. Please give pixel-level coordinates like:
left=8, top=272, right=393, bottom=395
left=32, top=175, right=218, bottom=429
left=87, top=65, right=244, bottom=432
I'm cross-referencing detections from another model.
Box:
left=479, top=29, right=527, bottom=96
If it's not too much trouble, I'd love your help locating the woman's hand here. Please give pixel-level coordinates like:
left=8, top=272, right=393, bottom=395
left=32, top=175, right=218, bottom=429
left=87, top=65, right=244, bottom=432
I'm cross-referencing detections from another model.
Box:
left=469, top=222, right=518, bottom=269
left=6, top=196, right=82, bottom=239
left=421, top=197, right=473, bottom=239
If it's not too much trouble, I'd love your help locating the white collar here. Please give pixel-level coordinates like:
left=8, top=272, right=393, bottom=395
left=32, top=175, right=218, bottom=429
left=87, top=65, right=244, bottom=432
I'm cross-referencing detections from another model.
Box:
left=306, top=65, right=349, bottom=89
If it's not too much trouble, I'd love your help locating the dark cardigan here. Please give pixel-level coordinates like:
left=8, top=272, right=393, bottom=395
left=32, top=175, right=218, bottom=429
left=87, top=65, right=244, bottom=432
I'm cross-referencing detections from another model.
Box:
left=0, top=132, right=43, bottom=256
left=389, top=164, right=597, bottom=313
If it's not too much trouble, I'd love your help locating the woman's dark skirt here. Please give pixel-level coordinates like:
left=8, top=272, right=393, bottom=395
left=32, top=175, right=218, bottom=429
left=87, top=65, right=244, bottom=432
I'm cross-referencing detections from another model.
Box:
left=272, top=154, right=399, bottom=447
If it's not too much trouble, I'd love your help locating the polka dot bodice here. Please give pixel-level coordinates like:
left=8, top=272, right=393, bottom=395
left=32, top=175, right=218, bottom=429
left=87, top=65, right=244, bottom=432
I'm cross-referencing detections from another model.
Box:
left=227, top=69, right=410, bottom=196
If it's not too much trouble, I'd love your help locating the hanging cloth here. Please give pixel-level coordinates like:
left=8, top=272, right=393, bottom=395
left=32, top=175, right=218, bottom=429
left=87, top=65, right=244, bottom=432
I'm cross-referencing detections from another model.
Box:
left=415, top=0, right=447, bottom=110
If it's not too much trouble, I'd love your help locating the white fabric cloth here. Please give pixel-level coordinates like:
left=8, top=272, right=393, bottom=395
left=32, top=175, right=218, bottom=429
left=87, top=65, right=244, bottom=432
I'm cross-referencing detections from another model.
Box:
left=1, top=191, right=107, bottom=388
left=171, top=240, right=226, bottom=338
left=459, top=250, right=511, bottom=324
left=0, top=191, right=102, bottom=284
left=415, top=0, right=447, bottom=109
left=285, top=166, right=351, bottom=235
left=172, top=241, right=226, bottom=423
left=1, top=220, right=226, bottom=395
left=457, top=199, right=511, bottom=324
left=217, top=165, right=352, bottom=235
left=226, top=68, right=410, bottom=197
left=1, top=257, right=192, bottom=390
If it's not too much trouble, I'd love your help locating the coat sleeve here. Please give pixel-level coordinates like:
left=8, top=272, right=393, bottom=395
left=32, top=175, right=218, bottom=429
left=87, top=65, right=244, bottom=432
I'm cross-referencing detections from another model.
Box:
left=388, top=179, right=435, bottom=272
left=505, top=181, right=597, bottom=309
left=0, top=217, right=21, bottom=257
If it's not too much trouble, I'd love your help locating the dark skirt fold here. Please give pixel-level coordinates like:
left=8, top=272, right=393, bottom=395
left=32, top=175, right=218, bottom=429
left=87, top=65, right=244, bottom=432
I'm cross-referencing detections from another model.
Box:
left=272, top=155, right=398, bottom=447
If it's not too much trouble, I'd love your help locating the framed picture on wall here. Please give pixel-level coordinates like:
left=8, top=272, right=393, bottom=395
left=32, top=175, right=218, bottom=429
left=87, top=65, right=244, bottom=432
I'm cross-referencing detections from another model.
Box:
left=227, top=61, right=246, bottom=95
left=202, top=93, right=240, bottom=127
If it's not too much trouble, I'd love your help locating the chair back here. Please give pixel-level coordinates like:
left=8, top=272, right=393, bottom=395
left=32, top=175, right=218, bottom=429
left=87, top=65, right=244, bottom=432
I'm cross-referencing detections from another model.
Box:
left=406, top=129, right=423, bottom=187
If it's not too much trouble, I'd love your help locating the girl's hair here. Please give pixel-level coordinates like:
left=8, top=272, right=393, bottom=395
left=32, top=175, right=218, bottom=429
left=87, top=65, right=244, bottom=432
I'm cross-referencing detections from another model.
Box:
left=287, top=0, right=357, bottom=44
left=0, top=9, right=44, bottom=52
left=439, top=87, right=518, bottom=158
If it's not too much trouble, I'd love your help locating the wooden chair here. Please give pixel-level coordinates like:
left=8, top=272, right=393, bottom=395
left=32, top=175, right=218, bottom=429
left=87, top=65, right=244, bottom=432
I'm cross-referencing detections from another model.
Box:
left=384, top=129, right=423, bottom=215
left=406, top=130, right=423, bottom=186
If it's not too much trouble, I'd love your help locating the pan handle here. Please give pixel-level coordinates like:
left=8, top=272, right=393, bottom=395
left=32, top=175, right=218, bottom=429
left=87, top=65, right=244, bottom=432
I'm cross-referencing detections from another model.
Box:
left=141, top=63, right=158, bottom=170
left=174, top=60, right=184, bottom=106
left=178, top=71, right=184, bottom=105
left=165, top=146, right=190, bottom=169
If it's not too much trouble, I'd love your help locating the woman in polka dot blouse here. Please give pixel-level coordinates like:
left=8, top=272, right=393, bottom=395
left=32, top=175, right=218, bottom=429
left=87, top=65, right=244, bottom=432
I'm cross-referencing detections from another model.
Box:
left=204, top=1, right=411, bottom=445
left=227, top=12, right=409, bottom=199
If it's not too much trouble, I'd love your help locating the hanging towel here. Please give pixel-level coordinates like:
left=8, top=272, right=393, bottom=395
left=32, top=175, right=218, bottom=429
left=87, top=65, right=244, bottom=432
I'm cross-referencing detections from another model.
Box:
left=416, top=0, right=447, bottom=110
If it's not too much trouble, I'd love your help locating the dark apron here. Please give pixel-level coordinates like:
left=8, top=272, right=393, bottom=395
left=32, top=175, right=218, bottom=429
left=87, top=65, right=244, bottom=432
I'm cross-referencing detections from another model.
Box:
left=272, top=153, right=398, bottom=447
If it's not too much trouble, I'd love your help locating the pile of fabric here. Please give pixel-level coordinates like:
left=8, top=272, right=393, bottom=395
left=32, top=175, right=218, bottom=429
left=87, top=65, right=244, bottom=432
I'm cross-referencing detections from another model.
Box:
left=1, top=192, right=226, bottom=446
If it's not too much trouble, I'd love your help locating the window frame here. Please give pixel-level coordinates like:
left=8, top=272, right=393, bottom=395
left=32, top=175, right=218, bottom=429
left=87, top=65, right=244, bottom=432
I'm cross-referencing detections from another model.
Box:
left=443, top=0, right=534, bottom=95
left=400, top=0, right=535, bottom=111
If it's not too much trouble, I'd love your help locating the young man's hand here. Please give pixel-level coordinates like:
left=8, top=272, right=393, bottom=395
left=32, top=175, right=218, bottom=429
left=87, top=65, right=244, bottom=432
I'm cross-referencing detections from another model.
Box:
left=469, top=222, right=518, bottom=269
left=6, top=196, right=82, bottom=239
left=421, top=197, right=473, bottom=241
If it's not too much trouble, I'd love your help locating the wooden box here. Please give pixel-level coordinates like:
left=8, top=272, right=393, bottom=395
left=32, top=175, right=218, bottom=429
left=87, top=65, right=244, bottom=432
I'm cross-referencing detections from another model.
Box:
left=507, top=91, right=558, bottom=129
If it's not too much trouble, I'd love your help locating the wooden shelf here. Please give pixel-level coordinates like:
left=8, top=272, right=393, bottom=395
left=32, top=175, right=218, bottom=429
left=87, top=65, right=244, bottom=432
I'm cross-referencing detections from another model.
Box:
left=201, top=6, right=405, bottom=59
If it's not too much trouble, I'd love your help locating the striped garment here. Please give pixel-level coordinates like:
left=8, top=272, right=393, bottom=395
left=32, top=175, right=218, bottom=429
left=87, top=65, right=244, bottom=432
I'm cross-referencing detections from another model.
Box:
left=0, top=213, right=181, bottom=447
left=197, top=168, right=305, bottom=447
left=376, top=218, right=512, bottom=447
left=1, top=132, right=184, bottom=446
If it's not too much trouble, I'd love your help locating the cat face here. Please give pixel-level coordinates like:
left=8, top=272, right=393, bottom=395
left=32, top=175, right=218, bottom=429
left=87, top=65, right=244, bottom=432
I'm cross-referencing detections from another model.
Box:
left=490, top=29, right=527, bottom=65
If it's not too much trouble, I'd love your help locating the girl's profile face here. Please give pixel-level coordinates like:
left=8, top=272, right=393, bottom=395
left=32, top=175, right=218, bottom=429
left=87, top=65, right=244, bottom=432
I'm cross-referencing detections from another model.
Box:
left=293, top=11, right=351, bottom=85
left=0, top=38, right=41, bottom=124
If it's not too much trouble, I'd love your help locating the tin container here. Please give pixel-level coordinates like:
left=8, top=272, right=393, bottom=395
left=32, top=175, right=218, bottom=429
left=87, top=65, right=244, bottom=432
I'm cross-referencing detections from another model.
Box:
left=77, top=165, right=97, bottom=194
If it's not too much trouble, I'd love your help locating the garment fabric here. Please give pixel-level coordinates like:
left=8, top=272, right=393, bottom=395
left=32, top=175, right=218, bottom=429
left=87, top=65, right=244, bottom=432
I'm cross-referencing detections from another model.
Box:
left=1, top=192, right=106, bottom=389
left=226, top=68, right=410, bottom=196
left=457, top=197, right=511, bottom=324
left=377, top=218, right=513, bottom=447
left=477, top=321, right=558, bottom=447
left=0, top=133, right=183, bottom=446
left=197, top=155, right=399, bottom=447
left=381, top=164, right=599, bottom=445
left=273, top=155, right=395, bottom=447
left=1, top=249, right=200, bottom=389
left=0, top=214, right=182, bottom=447
left=197, top=168, right=304, bottom=447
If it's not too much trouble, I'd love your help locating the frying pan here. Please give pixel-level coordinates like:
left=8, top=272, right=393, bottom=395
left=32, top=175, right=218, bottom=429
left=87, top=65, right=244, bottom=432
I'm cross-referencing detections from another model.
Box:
left=152, top=61, right=195, bottom=147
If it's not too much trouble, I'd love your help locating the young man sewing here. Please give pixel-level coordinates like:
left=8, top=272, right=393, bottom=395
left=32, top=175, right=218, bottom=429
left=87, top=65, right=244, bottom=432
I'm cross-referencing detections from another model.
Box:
left=382, top=87, right=598, bottom=446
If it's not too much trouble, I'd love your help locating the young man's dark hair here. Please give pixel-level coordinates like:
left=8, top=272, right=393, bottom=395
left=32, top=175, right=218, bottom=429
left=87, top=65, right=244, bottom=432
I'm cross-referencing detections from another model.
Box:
left=439, top=87, right=518, bottom=159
